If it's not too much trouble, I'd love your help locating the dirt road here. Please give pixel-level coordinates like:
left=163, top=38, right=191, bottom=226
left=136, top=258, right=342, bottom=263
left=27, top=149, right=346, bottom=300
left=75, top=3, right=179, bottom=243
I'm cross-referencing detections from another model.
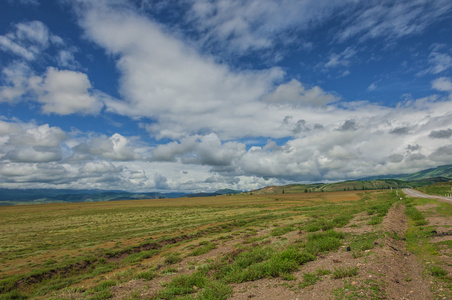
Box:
left=402, top=188, right=452, bottom=202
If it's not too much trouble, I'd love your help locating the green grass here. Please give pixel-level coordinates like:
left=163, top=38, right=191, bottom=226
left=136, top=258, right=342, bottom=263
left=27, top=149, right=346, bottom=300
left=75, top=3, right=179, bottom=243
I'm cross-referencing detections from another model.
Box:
left=156, top=272, right=207, bottom=299
left=135, top=270, right=156, bottom=280
left=0, top=189, right=399, bottom=299
left=299, top=272, right=320, bottom=288
left=403, top=197, right=452, bottom=298
left=430, top=265, right=448, bottom=278
left=405, top=205, right=428, bottom=226
left=189, top=242, right=216, bottom=256
left=164, top=253, right=183, bottom=265
left=303, top=230, right=345, bottom=255
left=215, top=245, right=315, bottom=283
left=271, top=224, right=295, bottom=236
left=332, top=266, right=359, bottom=279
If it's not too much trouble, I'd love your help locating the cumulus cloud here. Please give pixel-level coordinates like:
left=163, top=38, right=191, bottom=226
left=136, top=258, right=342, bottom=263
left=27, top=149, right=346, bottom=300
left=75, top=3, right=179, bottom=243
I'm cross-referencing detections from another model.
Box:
left=0, top=64, right=104, bottom=114
left=2, top=1, right=452, bottom=192
left=0, top=62, right=32, bottom=102
left=151, top=133, right=245, bottom=167
left=429, top=128, right=452, bottom=139
left=4, top=147, right=62, bottom=163
left=263, top=79, right=337, bottom=107
left=0, top=122, right=67, bottom=148
left=339, top=120, right=358, bottom=131
left=0, top=120, right=149, bottom=189
left=74, top=133, right=142, bottom=161
left=32, top=67, right=103, bottom=115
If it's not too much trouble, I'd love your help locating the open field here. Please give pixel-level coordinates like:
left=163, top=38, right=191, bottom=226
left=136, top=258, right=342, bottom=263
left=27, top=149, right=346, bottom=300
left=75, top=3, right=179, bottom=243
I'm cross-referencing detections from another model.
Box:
left=1, top=189, right=451, bottom=299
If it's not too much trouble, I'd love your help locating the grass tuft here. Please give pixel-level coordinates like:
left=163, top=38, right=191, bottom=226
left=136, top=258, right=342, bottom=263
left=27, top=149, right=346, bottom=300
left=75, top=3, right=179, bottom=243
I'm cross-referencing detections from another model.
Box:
left=332, top=266, right=358, bottom=279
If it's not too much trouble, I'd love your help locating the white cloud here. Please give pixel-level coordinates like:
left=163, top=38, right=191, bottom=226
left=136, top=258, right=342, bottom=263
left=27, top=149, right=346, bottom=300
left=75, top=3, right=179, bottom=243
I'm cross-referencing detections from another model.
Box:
left=0, top=64, right=104, bottom=115
left=74, top=133, right=142, bottom=161
left=151, top=133, right=245, bottom=167
left=263, top=79, right=338, bottom=107
left=367, top=83, right=377, bottom=91
left=33, top=67, right=103, bottom=115
left=0, top=35, right=36, bottom=60
left=1, top=122, right=67, bottom=148
left=325, top=47, right=357, bottom=68
left=57, top=50, right=79, bottom=68
left=432, top=77, right=452, bottom=92
left=4, top=147, right=62, bottom=163
left=0, top=21, right=51, bottom=60
left=336, top=0, right=452, bottom=43
left=0, top=62, right=31, bottom=102
left=15, top=20, right=50, bottom=48
left=2, top=1, right=452, bottom=192
left=428, top=49, right=452, bottom=74
left=186, top=0, right=353, bottom=54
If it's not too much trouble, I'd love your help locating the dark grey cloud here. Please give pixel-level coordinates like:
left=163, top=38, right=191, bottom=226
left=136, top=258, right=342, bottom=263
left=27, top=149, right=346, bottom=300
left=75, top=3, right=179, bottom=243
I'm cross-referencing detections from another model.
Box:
left=429, top=128, right=452, bottom=139
left=406, top=144, right=421, bottom=151
left=339, top=120, right=357, bottom=131
left=390, top=127, right=410, bottom=135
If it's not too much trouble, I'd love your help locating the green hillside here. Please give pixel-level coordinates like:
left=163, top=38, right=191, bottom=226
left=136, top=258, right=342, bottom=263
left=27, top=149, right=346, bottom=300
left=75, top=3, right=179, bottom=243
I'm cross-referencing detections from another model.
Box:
left=253, top=164, right=452, bottom=194
left=417, top=180, right=452, bottom=196
left=395, top=164, right=452, bottom=181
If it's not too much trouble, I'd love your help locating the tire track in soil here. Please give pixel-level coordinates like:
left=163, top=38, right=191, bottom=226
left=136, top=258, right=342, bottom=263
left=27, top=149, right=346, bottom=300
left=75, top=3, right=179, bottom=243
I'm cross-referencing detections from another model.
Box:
left=377, top=204, right=432, bottom=300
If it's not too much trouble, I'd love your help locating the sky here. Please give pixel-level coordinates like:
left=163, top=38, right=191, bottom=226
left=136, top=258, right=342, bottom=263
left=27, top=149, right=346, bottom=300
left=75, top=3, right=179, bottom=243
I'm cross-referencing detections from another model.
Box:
left=0, top=0, right=452, bottom=193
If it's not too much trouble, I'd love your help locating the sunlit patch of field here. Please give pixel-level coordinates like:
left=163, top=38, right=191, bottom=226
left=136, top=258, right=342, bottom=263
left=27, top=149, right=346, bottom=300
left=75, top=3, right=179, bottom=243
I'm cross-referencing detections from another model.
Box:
left=0, top=190, right=397, bottom=299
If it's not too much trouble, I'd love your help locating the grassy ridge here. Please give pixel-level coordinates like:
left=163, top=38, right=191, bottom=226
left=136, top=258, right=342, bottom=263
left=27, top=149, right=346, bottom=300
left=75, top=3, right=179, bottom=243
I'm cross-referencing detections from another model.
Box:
left=253, top=178, right=450, bottom=195
left=417, top=180, right=452, bottom=196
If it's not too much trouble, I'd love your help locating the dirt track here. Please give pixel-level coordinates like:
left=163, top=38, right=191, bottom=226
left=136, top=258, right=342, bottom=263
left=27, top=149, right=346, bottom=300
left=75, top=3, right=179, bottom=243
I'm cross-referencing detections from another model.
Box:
left=402, top=188, right=452, bottom=202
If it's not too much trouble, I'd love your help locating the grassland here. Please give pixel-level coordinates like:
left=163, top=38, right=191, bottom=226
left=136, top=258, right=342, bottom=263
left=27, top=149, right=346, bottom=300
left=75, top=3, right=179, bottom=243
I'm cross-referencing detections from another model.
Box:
left=0, top=188, right=451, bottom=299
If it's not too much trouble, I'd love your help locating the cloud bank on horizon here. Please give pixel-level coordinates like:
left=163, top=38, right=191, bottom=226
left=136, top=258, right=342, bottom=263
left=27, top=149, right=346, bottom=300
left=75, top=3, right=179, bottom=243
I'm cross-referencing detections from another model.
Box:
left=0, top=0, right=452, bottom=192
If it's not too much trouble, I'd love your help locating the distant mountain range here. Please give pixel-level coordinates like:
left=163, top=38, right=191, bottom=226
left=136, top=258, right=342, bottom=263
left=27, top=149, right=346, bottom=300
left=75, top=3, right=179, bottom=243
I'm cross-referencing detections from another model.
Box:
left=0, top=188, right=242, bottom=206
left=1, top=165, right=451, bottom=205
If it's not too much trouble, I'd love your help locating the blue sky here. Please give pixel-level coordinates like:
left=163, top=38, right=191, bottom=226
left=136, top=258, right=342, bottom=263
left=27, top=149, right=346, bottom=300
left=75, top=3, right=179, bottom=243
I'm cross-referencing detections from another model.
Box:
left=1, top=0, right=452, bottom=192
